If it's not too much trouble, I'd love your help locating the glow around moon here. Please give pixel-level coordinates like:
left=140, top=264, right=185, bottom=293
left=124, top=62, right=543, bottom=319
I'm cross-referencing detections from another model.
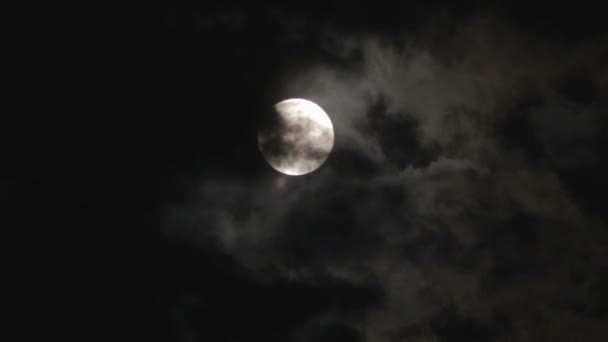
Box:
left=258, top=98, right=334, bottom=176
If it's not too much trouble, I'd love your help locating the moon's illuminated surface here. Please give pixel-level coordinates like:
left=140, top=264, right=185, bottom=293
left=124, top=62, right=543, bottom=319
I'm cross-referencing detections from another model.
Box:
left=258, top=98, right=334, bottom=176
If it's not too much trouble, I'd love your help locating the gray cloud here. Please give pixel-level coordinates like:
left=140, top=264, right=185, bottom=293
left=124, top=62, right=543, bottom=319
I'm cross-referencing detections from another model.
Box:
left=166, top=13, right=608, bottom=342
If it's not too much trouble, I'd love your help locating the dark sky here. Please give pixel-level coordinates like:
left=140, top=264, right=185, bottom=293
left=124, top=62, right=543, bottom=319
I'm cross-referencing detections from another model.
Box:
left=7, top=2, right=608, bottom=341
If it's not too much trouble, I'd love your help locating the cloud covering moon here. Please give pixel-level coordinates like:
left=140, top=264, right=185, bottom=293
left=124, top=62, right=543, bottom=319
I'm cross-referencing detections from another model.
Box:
left=258, top=98, right=334, bottom=176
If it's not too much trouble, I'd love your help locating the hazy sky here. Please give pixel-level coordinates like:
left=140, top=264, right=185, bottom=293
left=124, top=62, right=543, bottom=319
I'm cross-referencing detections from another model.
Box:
left=8, top=3, right=608, bottom=342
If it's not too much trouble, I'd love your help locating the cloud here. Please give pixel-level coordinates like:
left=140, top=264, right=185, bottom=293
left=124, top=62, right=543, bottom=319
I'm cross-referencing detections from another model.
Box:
left=166, top=11, right=608, bottom=342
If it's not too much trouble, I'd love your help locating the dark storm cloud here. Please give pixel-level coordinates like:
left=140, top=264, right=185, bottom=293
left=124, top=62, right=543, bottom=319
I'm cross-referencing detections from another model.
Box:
left=168, top=245, right=383, bottom=342
left=166, top=8, right=608, bottom=342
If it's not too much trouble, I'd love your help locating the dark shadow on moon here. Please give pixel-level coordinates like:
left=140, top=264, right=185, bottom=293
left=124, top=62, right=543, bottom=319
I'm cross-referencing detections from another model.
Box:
left=258, top=101, right=334, bottom=175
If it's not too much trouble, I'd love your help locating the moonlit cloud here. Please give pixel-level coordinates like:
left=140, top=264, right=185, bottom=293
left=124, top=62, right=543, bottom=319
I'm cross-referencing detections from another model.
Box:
left=166, top=10, right=608, bottom=342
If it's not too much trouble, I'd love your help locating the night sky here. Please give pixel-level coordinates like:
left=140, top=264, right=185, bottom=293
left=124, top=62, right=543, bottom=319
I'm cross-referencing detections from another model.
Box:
left=8, top=2, right=608, bottom=341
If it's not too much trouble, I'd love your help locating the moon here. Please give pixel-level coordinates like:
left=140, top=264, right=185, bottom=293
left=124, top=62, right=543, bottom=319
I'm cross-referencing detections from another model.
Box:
left=258, top=98, right=334, bottom=176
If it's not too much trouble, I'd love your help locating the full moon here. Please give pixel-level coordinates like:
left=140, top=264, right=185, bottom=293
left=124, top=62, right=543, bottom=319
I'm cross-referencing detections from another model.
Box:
left=258, top=98, right=334, bottom=176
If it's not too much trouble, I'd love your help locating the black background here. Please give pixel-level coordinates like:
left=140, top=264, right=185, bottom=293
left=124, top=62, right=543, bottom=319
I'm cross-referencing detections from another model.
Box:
left=7, top=2, right=608, bottom=341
